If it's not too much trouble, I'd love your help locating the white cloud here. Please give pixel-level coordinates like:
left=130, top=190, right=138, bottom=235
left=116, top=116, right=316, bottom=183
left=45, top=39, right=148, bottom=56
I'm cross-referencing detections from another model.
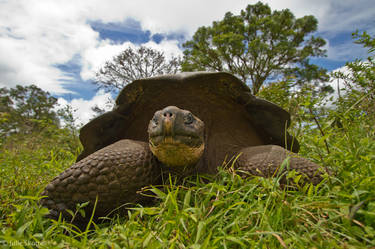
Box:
left=57, top=89, right=114, bottom=127
left=0, top=0, right=99, bottom=93
left=81, top=0, right=374, bottom=36
left=316, top=1, right=375, bottom=35
left=144, top=40, right=183, bottom=59
left=83, top=0, right=251, bottom=35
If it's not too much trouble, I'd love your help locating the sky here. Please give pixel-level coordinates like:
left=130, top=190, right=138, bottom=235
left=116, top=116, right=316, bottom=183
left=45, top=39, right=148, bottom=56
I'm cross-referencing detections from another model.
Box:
left=0, top=0, right=374, bottom=126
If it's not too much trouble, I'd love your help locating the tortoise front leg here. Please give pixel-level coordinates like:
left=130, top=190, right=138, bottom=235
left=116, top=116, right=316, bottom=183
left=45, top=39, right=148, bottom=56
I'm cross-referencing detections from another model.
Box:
left=235, top=145, right=326, bottom=184
left=41, top=139, right=161, bottom=221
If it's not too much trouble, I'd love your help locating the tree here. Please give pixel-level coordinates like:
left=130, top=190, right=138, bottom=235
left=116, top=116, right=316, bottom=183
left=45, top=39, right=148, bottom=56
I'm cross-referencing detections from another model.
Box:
left=0, top=85, right=59, bottom=136
left=0, top=85, right=81, bottom=154
left=182, top=1, right=328, bottom=95
left=95, top=46, right=181, bottom=93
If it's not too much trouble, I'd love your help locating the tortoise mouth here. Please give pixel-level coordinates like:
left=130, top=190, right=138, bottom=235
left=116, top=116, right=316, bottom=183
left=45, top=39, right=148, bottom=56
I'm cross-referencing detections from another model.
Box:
left=149, top=134, right=203, bottom=148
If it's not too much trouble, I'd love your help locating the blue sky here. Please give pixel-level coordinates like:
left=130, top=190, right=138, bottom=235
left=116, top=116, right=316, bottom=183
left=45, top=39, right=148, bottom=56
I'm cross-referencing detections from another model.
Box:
left=0, top=0, right=374, bottom=125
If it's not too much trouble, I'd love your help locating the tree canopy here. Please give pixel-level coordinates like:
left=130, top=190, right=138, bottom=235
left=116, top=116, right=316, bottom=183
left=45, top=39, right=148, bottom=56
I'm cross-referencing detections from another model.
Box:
left=0, top=85, right=79, bottom=140
left=182, top=1, right=328, bottom=94
left=0, top=85, right=59, bottom=136
left=95, top=46, right=181, bottom=93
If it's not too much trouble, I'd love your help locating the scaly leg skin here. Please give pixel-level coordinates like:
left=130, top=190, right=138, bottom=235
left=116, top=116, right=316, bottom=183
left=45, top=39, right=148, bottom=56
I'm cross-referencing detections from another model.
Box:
left=235, top=145, right=326, bottom=185
left=40, top=139, right=161, bottom=222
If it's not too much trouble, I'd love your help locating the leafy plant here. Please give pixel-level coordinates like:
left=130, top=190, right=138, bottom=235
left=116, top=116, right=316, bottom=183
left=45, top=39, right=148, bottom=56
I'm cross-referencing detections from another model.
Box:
left=182, top=1, right=328, bottom=94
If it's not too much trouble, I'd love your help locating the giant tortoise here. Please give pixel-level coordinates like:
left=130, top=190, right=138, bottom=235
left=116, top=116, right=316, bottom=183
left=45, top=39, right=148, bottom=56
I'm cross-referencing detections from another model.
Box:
left=41, top=72, right=325, bottom=220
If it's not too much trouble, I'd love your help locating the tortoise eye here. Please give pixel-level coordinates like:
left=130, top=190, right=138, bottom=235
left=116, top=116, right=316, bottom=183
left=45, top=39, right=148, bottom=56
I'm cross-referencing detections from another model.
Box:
left=152, top=116, right=159, bottom=125
left=184, top=113, right=194, bottom=125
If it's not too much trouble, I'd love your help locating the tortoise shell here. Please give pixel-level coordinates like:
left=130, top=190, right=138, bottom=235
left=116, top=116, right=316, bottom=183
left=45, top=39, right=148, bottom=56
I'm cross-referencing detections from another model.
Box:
left=77, top=72, right=299, bottom=173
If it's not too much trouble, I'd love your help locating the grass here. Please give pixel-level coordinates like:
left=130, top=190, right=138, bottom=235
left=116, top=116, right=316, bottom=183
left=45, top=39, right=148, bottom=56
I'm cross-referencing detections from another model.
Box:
left=0, top=116, right=374, bottom=248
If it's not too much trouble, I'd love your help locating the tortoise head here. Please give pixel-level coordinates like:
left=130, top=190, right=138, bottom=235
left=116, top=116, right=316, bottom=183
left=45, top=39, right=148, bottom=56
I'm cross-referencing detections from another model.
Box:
left=148, top=106, right=205, bottom=168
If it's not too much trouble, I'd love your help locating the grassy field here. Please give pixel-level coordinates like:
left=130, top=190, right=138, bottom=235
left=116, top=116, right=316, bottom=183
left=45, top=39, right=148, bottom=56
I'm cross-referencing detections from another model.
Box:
left=0, top=111, right=374, bottom=249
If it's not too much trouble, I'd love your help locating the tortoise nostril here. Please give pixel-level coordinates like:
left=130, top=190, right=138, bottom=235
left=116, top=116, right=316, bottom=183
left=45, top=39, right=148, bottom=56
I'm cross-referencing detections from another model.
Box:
left=163, top=111, right=173, bottom=118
